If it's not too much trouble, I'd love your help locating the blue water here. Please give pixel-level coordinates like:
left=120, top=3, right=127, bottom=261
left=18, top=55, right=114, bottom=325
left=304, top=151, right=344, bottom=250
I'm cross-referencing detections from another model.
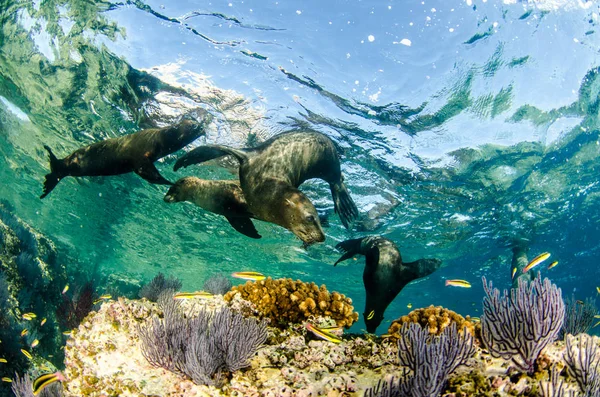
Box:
left=1, top=0, right=600, bottom=343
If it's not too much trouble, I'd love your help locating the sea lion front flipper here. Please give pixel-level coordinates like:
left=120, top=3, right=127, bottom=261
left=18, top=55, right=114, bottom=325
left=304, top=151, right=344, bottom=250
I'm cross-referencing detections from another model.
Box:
left=134, top=160, right=173, bottom=185
left=334, top=237, right=366, bottom=266
left=225, top=216, right=262, bottom=239
left=174, top=145, right=249, bottom=171
left=330, top=181, right=359, bottom=229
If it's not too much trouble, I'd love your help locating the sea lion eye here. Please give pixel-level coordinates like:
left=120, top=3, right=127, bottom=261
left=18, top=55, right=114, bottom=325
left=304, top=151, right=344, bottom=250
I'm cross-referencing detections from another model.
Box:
left=306, top=215, right=315, bottom=223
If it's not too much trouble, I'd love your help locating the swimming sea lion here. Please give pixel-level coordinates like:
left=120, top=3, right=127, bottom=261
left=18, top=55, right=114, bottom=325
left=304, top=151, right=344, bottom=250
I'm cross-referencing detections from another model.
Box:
left=334, top=236, right=442, bottom=333
left=40, top=113, right=212, bottom=199
left=173, top=131, right=359, bottom=245
left=164, top=176, right=260, bottom=239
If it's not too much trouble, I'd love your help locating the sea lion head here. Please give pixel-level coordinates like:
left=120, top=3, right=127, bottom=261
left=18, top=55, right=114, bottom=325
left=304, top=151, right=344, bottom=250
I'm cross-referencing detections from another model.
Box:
left=172, top=110, right=214, bottom=143
left=281, top=189, right=325, bottom=246
left=164, top=177, right=196, bottom=203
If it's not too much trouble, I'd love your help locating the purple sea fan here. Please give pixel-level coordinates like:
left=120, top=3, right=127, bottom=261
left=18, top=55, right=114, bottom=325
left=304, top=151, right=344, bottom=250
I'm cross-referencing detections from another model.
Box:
left=564, top=333, right=600, bottom=396
left=481, top=274, right=565, bottom=374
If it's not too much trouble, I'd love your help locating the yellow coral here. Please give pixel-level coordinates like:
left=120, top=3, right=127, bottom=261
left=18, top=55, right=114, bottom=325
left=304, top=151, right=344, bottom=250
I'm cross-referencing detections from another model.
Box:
left=224, top=278, right=359, bottom=328
left=387, top=305, right=475, bottom=337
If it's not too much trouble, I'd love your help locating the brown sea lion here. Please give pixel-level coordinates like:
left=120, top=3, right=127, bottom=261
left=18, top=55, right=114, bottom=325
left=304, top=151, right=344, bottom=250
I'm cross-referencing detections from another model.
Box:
left=334, top=236, right=441, bottom=333
left=173, top=131, right=359, bottom=246
left=40, top=113, right=212, bottom=199
left=164, top=176, right=260, bottom=239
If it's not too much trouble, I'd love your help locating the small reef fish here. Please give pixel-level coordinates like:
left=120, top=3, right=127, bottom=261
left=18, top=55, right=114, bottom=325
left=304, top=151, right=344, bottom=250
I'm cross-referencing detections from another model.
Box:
left=33, top=372, right=66, bottom=396
left=597, top=287, right=600, bottom=294
left=305, top=323, right=342, bottom=344
left=576, top=300, right=585, bottom=305
left=62, top=285, right=69, bottom=294
left=407, top=303, right=413, bottom=309
left=319, top=326, right=343, bottom=333
left=2, top=377, right=11, bottom=382
left=231, top=271, right=266, bottom=281
left=173, top=291, right=213, bottom=300
left=547, top=261, right=559, bottom=270
left=62, top=331, right=72, bottom=336
left=0, top=358, right=6, bottom=363
left=40, top=318, right=47, bottom=326
left=594, top=320, right=600, bottom=328
left=511, top=267, right=517, bottom=281
left=20, top=329, right=28, bottom=337
left=22, top=313, right=36, bottom=321
left=445, top=279, right=471, bottom=288
left=31, top=339, right=39, bottom=348
left=21, top=349, right=32, bottom=360
left=522, top=252, right=551, bottom=273
left=94, top=295, right=113, bottom=304
left=366, top=310, right=375, bottom=320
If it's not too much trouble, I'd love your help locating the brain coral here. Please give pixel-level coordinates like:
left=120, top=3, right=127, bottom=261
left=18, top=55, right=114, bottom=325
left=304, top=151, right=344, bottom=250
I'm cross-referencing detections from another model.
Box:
left=224, top=277, right=358, bottom=328
left=387, top=305, right=476, bottom=337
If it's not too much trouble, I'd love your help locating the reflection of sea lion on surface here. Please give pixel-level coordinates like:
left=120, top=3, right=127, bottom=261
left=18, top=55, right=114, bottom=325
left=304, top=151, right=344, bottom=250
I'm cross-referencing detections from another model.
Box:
left=40, top=113, right=212, bottom=199
left=174, top=131, right=359, bottom=246
left=334, top=236, right=442, bottom=333
left=164, top=176, right=260, bottom=239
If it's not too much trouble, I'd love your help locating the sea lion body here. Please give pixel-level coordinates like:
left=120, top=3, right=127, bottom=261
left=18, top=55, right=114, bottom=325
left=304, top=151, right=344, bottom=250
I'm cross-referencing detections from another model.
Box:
left=335, top=236, right=442, bottom=333
left=164, top=176, right=260, bottom=239
left=41, top=114, right=212, bottom=198
left=174, top=131, right=359, bottom=245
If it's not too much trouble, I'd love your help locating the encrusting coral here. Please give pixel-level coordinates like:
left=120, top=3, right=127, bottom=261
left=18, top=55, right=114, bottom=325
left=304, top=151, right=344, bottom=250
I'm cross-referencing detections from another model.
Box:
left=387, top=305, right=476, bottom=337
left=223, top=277, right=359, bottom=328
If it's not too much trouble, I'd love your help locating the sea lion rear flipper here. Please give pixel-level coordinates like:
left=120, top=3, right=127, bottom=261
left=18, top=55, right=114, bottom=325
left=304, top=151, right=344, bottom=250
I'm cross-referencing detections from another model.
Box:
left=330, top=182, right=359, bottom=229
left=225, top=216, right=261, bottom=239
left=334, top=237, right=365, bottom=266
left=40, top=145, right=67, bottom=199
left=134, top=161, right=173, bottom=185
left=174, top=145, right=249, bottom=171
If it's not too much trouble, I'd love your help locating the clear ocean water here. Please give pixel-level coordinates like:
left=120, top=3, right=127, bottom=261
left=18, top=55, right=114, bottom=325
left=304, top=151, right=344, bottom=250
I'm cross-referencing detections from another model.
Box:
left=1, top=0, right=600, bottom=337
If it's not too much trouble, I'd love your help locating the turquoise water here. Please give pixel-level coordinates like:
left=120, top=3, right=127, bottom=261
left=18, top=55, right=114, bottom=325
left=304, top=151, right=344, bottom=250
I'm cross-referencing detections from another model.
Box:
left=1, top=0, right=600, bottom=346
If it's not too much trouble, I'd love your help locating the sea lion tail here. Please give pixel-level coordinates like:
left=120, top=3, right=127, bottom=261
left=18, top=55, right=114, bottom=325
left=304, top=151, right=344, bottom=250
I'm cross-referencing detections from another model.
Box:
left=334, top=237, right=364, bottom=266
left=174, top=145, right=248, bottom=171
left=40, top=145, right=66, bottom=199
left=331, top=181, right=359, bottom=229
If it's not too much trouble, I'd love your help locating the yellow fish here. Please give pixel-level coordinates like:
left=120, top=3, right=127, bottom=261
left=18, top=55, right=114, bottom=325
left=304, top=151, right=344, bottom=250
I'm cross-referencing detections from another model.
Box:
left=40, top=365, right=52, bottom=372
left=22, top=314, right=34, bottom=321
left=305, top=323, right=342, bottom=344
left=21, top=349, right=32, bottom=360
left=62, top=285, right=69, bottom=294
left=173, top=291, right=213, bottom=300
left=62, top=331, right=72, bottom=336
left=320, top=326, right=343, bottom=333
left=24, top=312, right=36, bottom=319
left=445, top=279, right=471, bottom=288
left=597, top=287, right=600, bottom=294
left=547, top=261, right=559, bottom=270
left=231, top=271, right=266, bottom=281
left=31, top=339, right=39, bottom=348
left=511, top=267, right=517, bottom=280
left=100, top=294, right=112, bottom=300
left=407, top=303, right=413, bottom=309
left=40, top=318, right=47, bottom=326
left=21, top=329, right=28, bottom=337
left=522, top=252, right=551, bottom=273
left=2, top=377, right=11, bottom=382
left=366, top=310, right=375, bottom=320
left=33, top=372, right=66, bottom=396
left=0, top=358, right=6, bottom=363
left=594, top=320, right=600, bottom=328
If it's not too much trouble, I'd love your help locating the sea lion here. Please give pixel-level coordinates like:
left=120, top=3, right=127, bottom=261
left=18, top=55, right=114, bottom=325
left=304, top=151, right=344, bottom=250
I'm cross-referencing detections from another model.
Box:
left=334, top=236, right=442, bottom=333
left=173, top=131, right=359, bottom=245
left=164, top=176, right=260, bottom=239
left=40, top=112, right=212, bottom=199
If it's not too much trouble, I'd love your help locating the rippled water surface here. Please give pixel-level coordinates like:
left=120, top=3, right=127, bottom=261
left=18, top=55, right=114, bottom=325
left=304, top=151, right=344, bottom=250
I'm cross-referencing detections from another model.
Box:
left=2, top=0, right=600, bottom=334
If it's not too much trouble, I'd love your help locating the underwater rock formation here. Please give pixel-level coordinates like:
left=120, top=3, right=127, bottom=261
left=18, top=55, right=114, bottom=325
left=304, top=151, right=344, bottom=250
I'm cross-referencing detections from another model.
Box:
left=0, top=203, right=68, bottom=393
left=223, top=277, right=359, bottom=328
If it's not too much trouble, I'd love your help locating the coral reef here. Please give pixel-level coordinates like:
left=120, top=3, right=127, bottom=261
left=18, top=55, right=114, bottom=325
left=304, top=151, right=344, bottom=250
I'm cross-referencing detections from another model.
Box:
left=481, top=275, right=565, bottom=374
left=57, top=281, right=97, bottom=330
left=223, top=277, right=359, bottom=328
left=387, top=305, right=476, bottom=337
left=559, top=295, right=598, bottom=339
left=203, top=273, right=233, bottom=295
left=138, top=272, right=182, bottom=302
left=139, top=292, right=267, bottom=386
